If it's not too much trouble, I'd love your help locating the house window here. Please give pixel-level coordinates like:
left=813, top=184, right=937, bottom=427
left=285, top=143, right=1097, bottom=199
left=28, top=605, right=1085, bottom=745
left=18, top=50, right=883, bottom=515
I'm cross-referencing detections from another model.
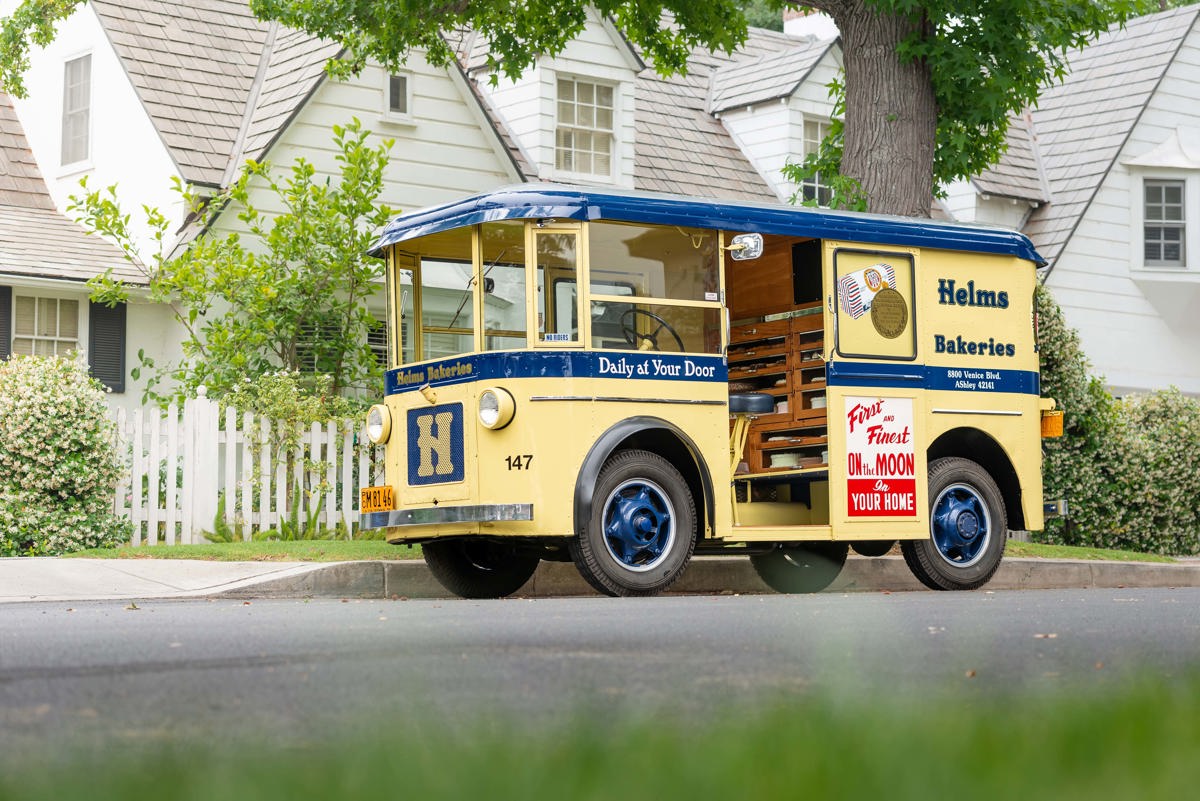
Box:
left=297, top=319, right=389, bottom=371
left=13, top=296, right=79, bottom=357
left=367, top=318, right=388, bottom=368
left=61, top=54, right=91, bottom=166
left=799, top=118, right=833, bottom=206
left=556, top=77, right=613, bottom=176
left=1144, top=180, right=1185, bottom=268
left=0, top=291, right=123, bottom=390
left=382, top=73, right=412, bottom=122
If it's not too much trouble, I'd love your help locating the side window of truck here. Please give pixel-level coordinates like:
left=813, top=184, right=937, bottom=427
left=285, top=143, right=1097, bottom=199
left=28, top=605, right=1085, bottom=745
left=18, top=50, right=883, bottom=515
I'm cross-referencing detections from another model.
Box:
left=832, top=248, right=917, bottom=361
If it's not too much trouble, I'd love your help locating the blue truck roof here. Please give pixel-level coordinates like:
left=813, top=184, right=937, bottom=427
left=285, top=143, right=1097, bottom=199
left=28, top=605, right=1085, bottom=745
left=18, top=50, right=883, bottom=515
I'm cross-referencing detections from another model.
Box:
left=369, top=184, right=1045, bottom=265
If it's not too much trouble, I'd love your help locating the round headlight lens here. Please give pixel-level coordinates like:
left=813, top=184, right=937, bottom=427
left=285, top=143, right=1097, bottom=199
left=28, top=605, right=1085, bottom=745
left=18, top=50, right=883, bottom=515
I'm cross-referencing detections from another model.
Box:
left=479, top=391, right=500, bottom=427
left=366, top=404, right=391, bottom=444
left=477, top=387, right=515, bottom=430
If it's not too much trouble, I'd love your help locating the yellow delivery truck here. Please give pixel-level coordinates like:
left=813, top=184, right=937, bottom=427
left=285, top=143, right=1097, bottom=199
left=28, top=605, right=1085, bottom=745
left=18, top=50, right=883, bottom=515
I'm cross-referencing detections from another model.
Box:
left=359, top=185, right=1059, bottom=597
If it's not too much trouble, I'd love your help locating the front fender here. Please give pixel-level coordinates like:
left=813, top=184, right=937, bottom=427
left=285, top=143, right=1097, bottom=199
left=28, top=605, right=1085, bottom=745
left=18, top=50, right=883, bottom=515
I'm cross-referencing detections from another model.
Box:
left=573, top=416, right=715, bottom=535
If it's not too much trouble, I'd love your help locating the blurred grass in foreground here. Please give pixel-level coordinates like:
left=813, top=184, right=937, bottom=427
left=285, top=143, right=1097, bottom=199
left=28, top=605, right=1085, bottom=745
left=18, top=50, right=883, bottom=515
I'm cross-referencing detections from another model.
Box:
left=2, top=675, right=1197, bottom=801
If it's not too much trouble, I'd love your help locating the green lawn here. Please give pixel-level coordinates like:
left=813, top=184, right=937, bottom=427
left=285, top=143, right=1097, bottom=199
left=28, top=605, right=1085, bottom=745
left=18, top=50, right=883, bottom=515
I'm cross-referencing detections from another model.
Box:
left=66, top=538, right=1173, bottom=564
left=1006, top=540, right=1176, bottom=563
left=64, top=539, right=423, bottom=561
left=2, top=677, right=1199, bottom=800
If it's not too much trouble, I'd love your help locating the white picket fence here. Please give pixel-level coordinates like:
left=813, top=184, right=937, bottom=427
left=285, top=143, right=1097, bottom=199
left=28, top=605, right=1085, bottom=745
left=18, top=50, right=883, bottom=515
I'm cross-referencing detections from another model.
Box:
left=112, top=388, right=384, bottom=545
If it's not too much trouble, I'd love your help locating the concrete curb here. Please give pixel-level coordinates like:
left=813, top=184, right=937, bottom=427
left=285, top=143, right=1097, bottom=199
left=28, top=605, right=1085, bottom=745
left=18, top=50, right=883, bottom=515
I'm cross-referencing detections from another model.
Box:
left=212, top=556, right=1200, bottom=600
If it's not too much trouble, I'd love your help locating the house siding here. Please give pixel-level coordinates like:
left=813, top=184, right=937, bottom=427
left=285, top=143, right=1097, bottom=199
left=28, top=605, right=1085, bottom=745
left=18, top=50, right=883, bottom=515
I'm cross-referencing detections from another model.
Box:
left=475, top=10, right=638, bottom=186
left=207, top=53, right=522, bottom=330
left=1044, top=25, right=1200, bottom=396
left=213, top=56, right=520, bottom=232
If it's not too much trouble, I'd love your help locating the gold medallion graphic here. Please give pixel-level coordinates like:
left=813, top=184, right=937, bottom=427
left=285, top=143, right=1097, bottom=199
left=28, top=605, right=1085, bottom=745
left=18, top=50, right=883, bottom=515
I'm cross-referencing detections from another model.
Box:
left=870, top=287, right=908, bottom=339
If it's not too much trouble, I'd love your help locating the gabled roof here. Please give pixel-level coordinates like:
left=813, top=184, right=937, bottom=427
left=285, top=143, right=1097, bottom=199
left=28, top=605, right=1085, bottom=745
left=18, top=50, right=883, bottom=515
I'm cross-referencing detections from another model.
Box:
left=237, top=27, right=343, bottom=170
left=0, top=93, right=55, bottom=212
left=631, top=25, right=800, bottom=202
left=973, top=110, right=1050, bottom=205
left=460, top=17, right=802, bottom=202
left=91, top=1, right=531, bottom=193
left=1010, top=5, right=1200, bottom=266
left=91, top=0, right=269, bottom=188
left=708, top=36, right=836, bottom=115
left=0, top=93, right=143, bottom=285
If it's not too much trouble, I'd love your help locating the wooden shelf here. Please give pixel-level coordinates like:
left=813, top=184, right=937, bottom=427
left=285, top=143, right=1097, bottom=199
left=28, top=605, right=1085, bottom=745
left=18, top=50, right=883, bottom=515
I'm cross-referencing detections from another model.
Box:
left=728, top=301, right=829, bottom=474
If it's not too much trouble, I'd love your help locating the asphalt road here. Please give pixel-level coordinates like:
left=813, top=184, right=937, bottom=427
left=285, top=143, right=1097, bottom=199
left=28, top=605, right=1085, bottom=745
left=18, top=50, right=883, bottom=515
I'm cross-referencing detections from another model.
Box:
left=3, top=588, right=1199, bottom=760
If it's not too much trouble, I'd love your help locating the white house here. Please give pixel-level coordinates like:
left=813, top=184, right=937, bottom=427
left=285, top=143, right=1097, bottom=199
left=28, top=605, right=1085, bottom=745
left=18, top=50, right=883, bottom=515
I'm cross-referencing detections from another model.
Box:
left=1, top=0, right=526, bottom=410
left=0, top=90, right=137, bottom=393
left=4, top=0, right=1199, bottom=400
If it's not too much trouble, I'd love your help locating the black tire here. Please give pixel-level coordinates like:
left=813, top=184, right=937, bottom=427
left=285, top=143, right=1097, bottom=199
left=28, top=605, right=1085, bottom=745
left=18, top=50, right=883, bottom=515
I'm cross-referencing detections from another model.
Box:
left=851, top=540, right=895, bottom=557
left=422, top=539, right=540, bottom=599
left=570, top=449, right=697, bottom=597
left=902, top=457, right=1007, bottom=591
left=750, top=542, right=848, bottom=593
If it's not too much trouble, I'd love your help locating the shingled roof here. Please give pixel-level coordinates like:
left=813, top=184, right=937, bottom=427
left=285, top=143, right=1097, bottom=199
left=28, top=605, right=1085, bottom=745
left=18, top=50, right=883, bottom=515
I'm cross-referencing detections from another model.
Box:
left=237, top=27, right=343, bottom=170
left=91, top=0, right=269, bottom=189
left=632, top=27, right=798, bottom=201
left=0, top=93, right=143, bottom=284
left=972, top=110, right=1050, bottom=205
left=1011, top=5, right=1200, bottom=266
left=708, top=36, right=835, bottom=115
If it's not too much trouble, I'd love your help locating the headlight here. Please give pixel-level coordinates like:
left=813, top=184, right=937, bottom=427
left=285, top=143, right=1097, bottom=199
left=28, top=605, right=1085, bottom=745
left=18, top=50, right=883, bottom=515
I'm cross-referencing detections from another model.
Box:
left=478, top=387, right=516, bottom=430
left=366, top=404, right=391, bottom=444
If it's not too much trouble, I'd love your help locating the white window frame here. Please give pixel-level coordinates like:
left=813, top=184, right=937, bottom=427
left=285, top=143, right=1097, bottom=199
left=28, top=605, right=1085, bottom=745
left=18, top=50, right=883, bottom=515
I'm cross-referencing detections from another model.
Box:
left=61, top=52, right=92, bottom=168
left=12, top=294, right=81, bottom=357
left=381, top=71, right=414, bottom=125
left=1130, top=171, right=1199, bottom=273
left=1143, top=179, right=1186, bottom=268
left=554, top=75, right=616, bottom=181
left=798, top=116, right=834, bottom=207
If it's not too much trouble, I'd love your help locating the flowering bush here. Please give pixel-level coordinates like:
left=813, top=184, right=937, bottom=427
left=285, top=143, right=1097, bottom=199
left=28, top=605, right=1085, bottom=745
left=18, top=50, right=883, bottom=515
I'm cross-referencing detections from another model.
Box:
left=0, top=355, right=129, bottom=555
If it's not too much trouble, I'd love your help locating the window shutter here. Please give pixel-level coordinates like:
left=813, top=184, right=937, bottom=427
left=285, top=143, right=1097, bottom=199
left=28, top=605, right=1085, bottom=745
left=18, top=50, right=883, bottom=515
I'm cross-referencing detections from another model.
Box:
left=0, top=285, right=10, bottom=359
left=88, top=300, right=126, bottom=392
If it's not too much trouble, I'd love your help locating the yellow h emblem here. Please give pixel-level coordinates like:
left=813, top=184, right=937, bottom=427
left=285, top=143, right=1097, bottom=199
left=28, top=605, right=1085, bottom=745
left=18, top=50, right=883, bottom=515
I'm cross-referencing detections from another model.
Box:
left=415, top=411, right=456, bottom=478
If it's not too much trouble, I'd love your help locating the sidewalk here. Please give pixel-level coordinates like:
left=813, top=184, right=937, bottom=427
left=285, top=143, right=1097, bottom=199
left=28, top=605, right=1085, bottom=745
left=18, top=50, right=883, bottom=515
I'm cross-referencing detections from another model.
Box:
left=3, top=555, right=1200, bottom=603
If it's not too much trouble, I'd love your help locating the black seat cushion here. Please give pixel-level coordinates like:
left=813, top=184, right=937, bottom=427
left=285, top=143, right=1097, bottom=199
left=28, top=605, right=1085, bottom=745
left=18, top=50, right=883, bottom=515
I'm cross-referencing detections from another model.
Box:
left=729, top=392, right=775, bottom=414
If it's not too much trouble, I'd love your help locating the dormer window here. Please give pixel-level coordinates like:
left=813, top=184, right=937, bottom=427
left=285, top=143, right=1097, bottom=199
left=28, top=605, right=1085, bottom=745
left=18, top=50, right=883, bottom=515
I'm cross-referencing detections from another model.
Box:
left=1144, top=180, right=1185, bottom=268
left=1123, top=129, right=1199, bottom=274
left=555, top=77, right=613, bottom=177
left=798, top=118, right=833, bottom=206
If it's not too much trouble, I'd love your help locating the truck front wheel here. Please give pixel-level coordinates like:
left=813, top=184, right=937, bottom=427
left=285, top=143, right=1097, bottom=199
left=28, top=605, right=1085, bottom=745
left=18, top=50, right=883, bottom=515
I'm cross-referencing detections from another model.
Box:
left=570, top=449, right=697, bottom=597
left=902, top=457, right=1007, bottom=591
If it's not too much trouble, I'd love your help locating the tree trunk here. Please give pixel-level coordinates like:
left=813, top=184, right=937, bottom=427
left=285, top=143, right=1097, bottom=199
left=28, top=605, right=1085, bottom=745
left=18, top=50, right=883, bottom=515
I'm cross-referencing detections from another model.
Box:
left=813, top=1, right=937, bottom=217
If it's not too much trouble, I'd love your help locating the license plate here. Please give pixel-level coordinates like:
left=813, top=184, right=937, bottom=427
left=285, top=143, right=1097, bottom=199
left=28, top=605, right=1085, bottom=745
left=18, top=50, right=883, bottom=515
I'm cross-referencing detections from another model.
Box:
left=360, top=485, right=395, bottom=513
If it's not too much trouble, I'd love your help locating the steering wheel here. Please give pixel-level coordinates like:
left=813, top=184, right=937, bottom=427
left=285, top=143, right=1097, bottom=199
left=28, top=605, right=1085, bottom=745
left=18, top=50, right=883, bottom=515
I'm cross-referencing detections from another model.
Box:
left=620, top=308, right=685, bottom=352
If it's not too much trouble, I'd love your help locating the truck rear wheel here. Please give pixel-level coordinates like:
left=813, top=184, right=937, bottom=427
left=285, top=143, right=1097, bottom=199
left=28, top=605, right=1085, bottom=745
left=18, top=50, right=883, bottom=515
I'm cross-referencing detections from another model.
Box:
left=423, top=540, right=540, bottom=599
left=570, top=449, right=697, bottom=597
left=750, top=542, right=848, bottom=593
left=902, top=457, right=1007, bottom=591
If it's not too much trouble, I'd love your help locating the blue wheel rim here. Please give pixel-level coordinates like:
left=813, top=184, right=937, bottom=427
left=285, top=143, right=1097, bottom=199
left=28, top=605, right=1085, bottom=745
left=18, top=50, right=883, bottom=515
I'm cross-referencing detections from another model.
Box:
left=601, top=478, right=675, bottom=572
left=930, top=483, right=991, bottom=568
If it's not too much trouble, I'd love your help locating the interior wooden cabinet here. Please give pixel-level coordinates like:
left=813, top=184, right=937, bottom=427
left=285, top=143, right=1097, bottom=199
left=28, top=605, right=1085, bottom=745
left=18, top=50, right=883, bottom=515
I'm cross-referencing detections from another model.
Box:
left=727, top=235, right=827, bottom=473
